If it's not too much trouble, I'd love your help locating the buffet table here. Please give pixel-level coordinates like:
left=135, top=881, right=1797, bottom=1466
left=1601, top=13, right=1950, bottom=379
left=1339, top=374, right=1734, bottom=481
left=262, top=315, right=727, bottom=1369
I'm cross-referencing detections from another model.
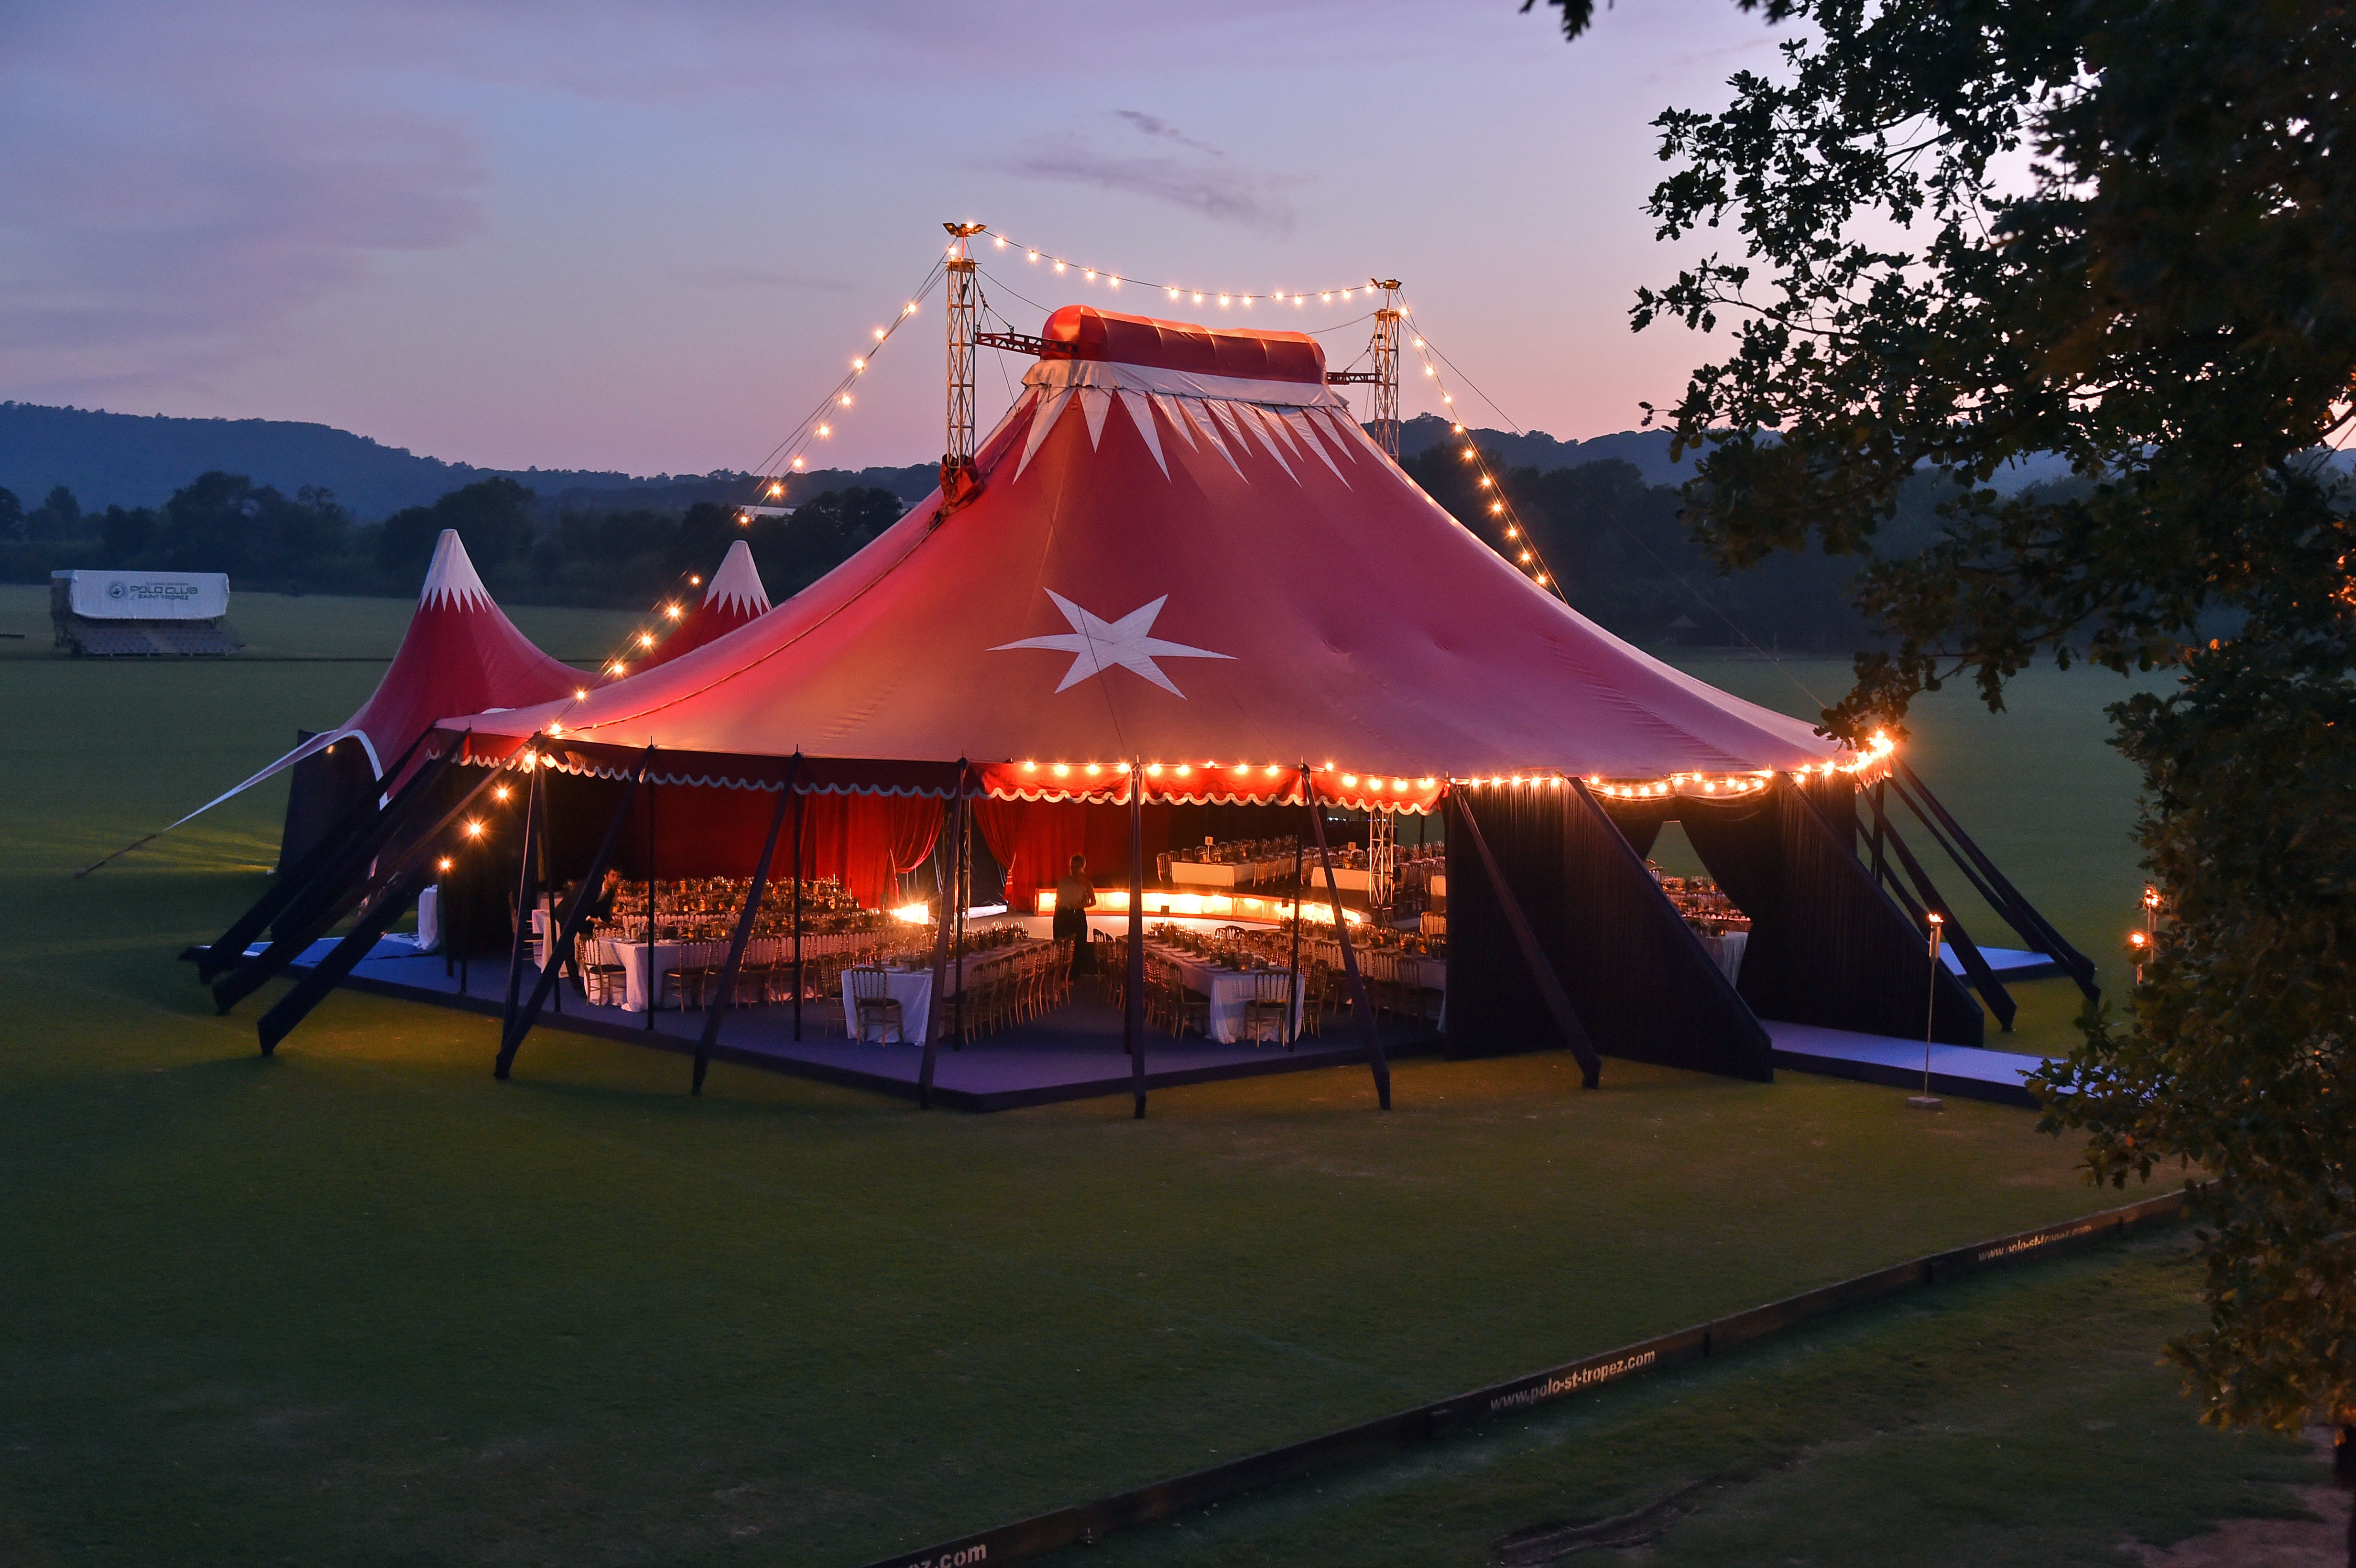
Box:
left=1694, top=929, right=1749, bottom=985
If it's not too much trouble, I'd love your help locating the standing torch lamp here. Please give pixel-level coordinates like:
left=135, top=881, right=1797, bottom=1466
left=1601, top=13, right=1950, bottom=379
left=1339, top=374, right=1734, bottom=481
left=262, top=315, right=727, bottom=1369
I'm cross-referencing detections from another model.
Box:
left=2126, top=927, right=2150, bottom=986
left=1908, top=913, right=1944, bottom=1110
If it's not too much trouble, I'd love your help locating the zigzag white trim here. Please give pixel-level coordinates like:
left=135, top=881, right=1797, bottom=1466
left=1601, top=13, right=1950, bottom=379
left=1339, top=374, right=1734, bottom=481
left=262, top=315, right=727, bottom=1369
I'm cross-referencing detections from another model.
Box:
left=1117, top=388, right=1169, bottom=478
left=419, top=530, right=493, bottom=610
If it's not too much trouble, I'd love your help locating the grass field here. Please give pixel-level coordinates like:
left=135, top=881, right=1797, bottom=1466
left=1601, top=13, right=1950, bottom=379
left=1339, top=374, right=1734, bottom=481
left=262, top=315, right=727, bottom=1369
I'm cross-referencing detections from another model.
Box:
left=0, top=587, right=2303, bottom=1566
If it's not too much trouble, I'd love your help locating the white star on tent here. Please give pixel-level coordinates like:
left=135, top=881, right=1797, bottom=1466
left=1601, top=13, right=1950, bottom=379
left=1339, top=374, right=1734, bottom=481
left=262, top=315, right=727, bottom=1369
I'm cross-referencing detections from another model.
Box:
left=991, top=590, right=1234, bottom=698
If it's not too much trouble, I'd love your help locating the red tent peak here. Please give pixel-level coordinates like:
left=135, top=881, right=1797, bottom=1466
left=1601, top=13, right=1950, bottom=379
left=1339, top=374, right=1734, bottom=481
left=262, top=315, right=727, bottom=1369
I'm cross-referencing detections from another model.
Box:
left=418, top=530, right=493, bottom=611
left=1041, top=305, right=1325, bottom=385
left=702, top=539, right=771, bottom=617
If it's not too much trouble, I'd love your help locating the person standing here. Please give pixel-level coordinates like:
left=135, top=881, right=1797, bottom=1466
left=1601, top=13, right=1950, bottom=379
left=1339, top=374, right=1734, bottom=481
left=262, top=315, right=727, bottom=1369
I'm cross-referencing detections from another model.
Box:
left=1053, top=853, right=1097, bottom=976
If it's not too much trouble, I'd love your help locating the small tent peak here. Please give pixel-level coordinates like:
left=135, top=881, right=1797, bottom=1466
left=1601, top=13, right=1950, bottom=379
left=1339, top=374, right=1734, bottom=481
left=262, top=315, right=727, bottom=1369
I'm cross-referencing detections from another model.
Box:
left=704, top=538, right=771, bottom=616
left=419, top=530, right=493, bottom=611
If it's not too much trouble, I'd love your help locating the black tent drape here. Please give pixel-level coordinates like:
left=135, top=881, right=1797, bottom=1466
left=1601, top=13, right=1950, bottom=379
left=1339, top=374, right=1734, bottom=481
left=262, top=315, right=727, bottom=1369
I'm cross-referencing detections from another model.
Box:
left=272, top=730, right=379, bottom=934
left=1445, top=782, right=1773, bottom=1080
left=1677, top=779, right=1983, bottom=1046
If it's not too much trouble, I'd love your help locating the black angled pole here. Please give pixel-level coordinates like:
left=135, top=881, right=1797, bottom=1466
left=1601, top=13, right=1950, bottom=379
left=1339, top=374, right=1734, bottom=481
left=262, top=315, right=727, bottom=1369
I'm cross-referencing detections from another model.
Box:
left=498, top=764, right=544, bottom=1053
left=791, top=763, right=805, bottom=1043
left=916, top=762, right=965, bottom=1110
left=693, top=763, right=796, bottom=1096
left=1305, top=767, right=1389, bottom=1110
left=497, top=747, right=652, bottom=1078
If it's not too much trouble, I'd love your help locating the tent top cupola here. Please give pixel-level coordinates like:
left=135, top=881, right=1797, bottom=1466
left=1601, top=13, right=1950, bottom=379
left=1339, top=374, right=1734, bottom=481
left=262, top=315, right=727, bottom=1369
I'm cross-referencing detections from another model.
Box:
left=418, top=527, right=496, bottom=612
left=1043, top=305, right=1326, bottom=386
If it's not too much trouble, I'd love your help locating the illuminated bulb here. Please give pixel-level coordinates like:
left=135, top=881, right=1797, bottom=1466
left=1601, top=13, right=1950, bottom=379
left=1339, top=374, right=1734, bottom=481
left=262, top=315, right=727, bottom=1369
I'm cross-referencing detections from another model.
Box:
left=466, top=820, right=484, bottom=837
left=994, top=235, right=1005, bottom=247
left=1108, top=276, right=1119, bottom=289
left=1420, top=777, right=1437, bottom=788
left=493, top=784, right=511, bottom=802
left=1052, top=762, right=1070, bottom=777
left=1321, top=292, right=1331, bottom=303
left=1146, top=762, right=1163, bottom=777
left=1219, top=294, right=1229, bottom=306
left=1194, top=293, right=1204, bottom=304
left=1491, top=502, right=1505, bottom=514
left=1505, top=525, right=1518, bottom=537
left=1265, top=764, right=1280, bottom=776
left=1412, top=337, right=1423, bottom=347
left=873, top=328, right=886, bottom=340
left=574, top=688, right=588, bottom=700
left=1022, top=760, right=1036, bottom=771
left=689, top=575, right=701, bottom=586
left=1083, top=268, right=1095, bottom=281
left=664, top=604, right=681, bottom=619
left=1536, top=573, right=1549, bottom=585
left=903, top=302, right=916, bottom=314
left=791, top=457, right=804, bottom=469
left=1462, top=448, right=1476, bottom=461
left=639, top=632, right=657, bottom=647
left=852, top=358, right=864, bottom=370
left=1168, top=287, right=1180, bottom=300
left=1084, top=763, right=1102, bottom=776
left=840, top=394, right=852, bottom=406
left=1342, top=773, right=1358, bottom=787
left=1028, top=250, right=1039, bottom=261
left=609, top=662, right=626, bottom=675
left=1174, top=764, right=1191, bottom=776
left=767, top=482, right=783, bottom=498
left=1442, top=393, right=1453, bottom=404
left=1054, top=261, right=1066, bottom=273
left=1424, top=366, right=1436, bottom=377
left=1480, top=476, right=1492, bottom=488
left=1451, top=423, right=1463, bottom=433
left=437, top=858, right=453, bottom=873
left=818, top=424, right=830, bottom=436
left=1519, top=551, right=1533, bottom=563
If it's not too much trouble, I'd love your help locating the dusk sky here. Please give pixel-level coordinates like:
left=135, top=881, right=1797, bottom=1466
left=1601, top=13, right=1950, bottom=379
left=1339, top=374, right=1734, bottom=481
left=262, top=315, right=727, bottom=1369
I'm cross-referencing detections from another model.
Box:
left=3, top=1, right=1788, bottom=477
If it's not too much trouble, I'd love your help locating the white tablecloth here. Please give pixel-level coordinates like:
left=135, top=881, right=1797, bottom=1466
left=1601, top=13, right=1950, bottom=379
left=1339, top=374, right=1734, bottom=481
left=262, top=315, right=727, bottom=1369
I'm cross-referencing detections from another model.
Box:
left=842, top=966, right=934, bottom=1043
left=1145, top=945, right=1305, bottom=1044
left=1312, top=866, right=1374, bottom=892
left=1696, top=929, right=1749, bottom=984
left=414, top=886, right=440, bottom=952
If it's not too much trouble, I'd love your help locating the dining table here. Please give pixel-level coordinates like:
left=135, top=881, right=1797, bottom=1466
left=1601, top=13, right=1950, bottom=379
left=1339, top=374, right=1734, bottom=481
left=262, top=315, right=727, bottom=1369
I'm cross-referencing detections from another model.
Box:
left=1144, top=943, right=1305, bottom=1045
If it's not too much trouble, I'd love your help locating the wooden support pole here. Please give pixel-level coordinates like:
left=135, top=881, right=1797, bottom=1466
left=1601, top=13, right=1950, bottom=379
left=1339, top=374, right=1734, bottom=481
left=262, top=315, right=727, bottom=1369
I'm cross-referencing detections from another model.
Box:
left=916, top=763, right=964, bottom=1110
left=1451, top=787, right=1601, bottom=1089
left=1305, top=767, right=1390, bottom=1111
left=497, top=747, right=651, bottom=1078
left=693, top=765, right=795, bottom=1096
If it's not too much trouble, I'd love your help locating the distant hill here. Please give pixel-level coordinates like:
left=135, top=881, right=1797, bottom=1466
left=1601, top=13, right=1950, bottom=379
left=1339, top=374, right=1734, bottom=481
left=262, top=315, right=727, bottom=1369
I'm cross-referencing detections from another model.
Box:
left=0, top=403, right=937, bottom=521
left=1397, top=414, right=1699, bottom=486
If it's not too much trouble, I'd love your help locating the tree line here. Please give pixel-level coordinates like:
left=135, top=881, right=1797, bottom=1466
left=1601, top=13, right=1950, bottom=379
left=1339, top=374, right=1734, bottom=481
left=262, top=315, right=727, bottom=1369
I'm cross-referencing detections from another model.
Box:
left=0, top=473, right=911, bottom=609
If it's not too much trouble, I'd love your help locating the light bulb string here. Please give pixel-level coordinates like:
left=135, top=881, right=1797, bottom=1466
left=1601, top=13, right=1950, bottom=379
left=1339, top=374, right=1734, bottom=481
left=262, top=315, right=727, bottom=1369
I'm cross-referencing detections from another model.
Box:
left=1398, top=303, right=1829, bottom=713
left=740, top=254, right=950, bottom=493
left=978, top=227, right=1382, bottom=311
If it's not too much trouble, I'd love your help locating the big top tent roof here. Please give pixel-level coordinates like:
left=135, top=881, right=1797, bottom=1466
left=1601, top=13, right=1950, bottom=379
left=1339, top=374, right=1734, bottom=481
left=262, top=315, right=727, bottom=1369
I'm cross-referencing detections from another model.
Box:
left=437, top=307, right=1840, bottom=809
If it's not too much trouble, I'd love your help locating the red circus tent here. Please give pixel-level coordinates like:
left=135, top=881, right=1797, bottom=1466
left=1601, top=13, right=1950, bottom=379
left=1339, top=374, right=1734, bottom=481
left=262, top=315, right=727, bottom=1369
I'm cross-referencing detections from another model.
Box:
left=637, top=538, right=771, bottom=672
left=260, top=531, right=591, bottom=866
left=439, top=305, right=1841, bottom=800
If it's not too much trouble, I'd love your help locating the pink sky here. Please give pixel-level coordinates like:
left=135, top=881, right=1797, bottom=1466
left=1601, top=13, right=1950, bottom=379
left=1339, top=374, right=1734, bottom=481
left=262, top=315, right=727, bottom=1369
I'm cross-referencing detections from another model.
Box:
left=1, top=1, right=1787, bottom=474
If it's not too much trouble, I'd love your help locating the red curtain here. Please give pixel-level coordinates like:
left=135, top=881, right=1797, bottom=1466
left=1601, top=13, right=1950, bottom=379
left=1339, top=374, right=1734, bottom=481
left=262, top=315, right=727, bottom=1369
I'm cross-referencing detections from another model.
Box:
left=615, top=782, right=942, bottom=911
left=796, top=792, right=944, bottom=910
left=974, top=798, right=1091, bottom=913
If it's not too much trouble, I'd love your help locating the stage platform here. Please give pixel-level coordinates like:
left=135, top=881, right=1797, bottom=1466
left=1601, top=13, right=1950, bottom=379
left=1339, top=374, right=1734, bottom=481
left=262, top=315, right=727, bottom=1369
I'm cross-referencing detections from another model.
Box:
left=273, top=938, right=1437, bottom=1111
left=1941, top=943, right=2067, bottom=981
left=1763, top=1020, right=2056, bottom=1108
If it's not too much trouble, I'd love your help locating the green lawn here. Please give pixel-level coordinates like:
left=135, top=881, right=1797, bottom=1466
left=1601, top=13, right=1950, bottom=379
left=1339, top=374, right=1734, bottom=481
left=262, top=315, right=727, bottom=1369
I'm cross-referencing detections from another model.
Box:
left=0, top=590, right=2291, bottom=1567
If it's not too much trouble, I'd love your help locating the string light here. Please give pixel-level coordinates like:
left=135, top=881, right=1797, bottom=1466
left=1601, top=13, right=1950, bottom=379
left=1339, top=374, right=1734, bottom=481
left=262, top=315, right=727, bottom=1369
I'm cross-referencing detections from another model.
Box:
left=982, top=228, right=1377, bottom=312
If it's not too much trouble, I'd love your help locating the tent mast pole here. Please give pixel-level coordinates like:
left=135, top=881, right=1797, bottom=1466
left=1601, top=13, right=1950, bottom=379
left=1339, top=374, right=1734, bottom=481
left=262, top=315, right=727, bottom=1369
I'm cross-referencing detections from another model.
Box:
left=498, top=746, right=650, bottom=1078
left=1305, top=766, right=1390, bottom=1110
left=693, top=762, right=795, bottom=1096
left=916, top=762, right=965, bottom=1109
left=1127, top=760, right=1147, bottom=1119
left=791, top=755, right=804, bottom=1043
left=1285, top=818, right=1306, bottom=1050
left=644, top=766, right=657, bottom=1029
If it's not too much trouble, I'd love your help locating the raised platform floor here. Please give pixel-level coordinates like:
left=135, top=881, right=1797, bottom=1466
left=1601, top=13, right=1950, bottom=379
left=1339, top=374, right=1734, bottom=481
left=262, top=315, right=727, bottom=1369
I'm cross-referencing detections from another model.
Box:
left=265, top=938, right=2064, bottom=1111
left=294, top=940, right=1437, bottom=1111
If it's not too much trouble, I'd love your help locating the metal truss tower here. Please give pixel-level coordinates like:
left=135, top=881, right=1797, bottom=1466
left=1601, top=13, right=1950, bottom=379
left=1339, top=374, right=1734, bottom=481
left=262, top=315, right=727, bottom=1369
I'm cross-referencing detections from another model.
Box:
left=941, top=221, right=985, bottom=512
left=1369, top=280, right=1404, bottom=458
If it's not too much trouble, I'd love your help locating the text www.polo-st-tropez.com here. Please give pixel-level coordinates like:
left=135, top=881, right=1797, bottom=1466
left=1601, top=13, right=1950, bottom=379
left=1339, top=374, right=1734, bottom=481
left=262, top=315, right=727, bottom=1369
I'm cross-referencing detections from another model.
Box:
left=1487, top=1350, right=1658, bottom=1414
left=900, top=1546, right=985, bottom=1568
